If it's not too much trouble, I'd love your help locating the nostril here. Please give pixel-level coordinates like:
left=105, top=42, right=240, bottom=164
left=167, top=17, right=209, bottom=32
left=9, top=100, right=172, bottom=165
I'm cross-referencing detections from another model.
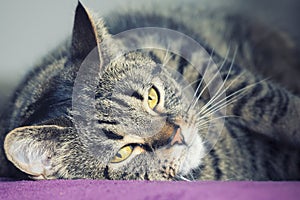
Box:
left=169, top=126, right=185, bottom=146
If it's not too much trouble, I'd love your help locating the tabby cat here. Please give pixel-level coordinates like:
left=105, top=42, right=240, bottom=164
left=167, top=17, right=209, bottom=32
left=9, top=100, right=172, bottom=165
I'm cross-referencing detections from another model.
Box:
left=0, top=2, right=300, bottom=181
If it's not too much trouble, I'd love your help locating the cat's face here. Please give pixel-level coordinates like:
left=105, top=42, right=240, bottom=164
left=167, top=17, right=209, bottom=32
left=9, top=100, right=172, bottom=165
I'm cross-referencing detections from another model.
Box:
left=82, top=50, right=206, bottom=180
left=4, top=3, right=207, bottom=180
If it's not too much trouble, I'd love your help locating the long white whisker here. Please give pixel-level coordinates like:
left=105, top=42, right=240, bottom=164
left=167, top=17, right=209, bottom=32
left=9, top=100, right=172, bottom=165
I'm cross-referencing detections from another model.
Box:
left=197, top=91, right=247, bottom=120
left=198, top=84, right=251, bottom=118
left=163, top=54, right=174, bottom=68
left=197, top=115, right=238, bottom=127
left=185, top=48, right=214, bottom=113
left=182, top=78, right=202, bottom=91
left=162, top=45, right=175, bottom=69
left=162, top=44, right=170, bottom=66
left=199, top=71, right=246, bottom=114
left=198, top=79, right=266, bottom=119
left=189, top=54, right=218, bottom=110
left=200, top=47, right=237, bottom=113
left=190, top=45, right=236, bottom=112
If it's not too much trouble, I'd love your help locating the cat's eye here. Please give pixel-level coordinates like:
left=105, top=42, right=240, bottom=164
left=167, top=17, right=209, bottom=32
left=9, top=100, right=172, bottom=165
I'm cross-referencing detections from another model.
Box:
left=110, top=145, right=133, bottom=163
left=148, top=87, right=159, bottom=109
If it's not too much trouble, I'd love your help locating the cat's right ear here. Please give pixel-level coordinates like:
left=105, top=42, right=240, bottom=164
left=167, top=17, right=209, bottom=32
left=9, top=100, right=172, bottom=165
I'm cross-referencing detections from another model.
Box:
left=70, top=2, right=100, bottom=61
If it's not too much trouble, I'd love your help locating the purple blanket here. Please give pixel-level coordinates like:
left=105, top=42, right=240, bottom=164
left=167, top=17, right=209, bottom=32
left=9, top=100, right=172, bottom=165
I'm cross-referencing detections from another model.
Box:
left=0, top=179, right=299, bottom=200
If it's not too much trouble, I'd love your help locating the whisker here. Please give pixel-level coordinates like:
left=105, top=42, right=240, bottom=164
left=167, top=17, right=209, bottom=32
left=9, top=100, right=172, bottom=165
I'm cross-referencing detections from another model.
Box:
left=162, top=45, right=173, bottom=68
left=199, top=47, right=237, bottom=114
left=197, top=115, right=239, bottom=128
left=163, top=54, right=174, bottom=68
left=199, top=71, right=246, bottom=114
left=189, top=45, right=235, bottom=113
left=185, top=48, right=216, bottom=113
left=182, top=78, right=202, bottom=91
left=198, top=79, right=267, bottom=119
left=175, top=175, right=192, bottom=182
left=162, top=44, right=169, bottom=64
left=189, top=51, right=217, bottom=111
left=198, top=82, right=250, bottom=118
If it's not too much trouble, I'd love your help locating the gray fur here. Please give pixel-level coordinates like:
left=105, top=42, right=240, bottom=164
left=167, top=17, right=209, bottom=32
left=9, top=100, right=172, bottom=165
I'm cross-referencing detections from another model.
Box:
left=0, top=2, right=300, bottom=180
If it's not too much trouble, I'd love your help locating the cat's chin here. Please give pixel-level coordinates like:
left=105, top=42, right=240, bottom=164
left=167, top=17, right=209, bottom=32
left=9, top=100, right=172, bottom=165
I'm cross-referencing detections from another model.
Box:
left=178, top=134, right=206, bottom=176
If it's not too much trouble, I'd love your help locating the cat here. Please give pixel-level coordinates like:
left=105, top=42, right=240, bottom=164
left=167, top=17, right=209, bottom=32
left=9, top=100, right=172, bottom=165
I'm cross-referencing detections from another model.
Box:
left=0, top=1, right=300, bottom=181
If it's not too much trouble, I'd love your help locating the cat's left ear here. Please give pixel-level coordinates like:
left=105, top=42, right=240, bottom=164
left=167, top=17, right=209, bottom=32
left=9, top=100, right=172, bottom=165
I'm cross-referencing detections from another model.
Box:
left=70, top=2, right=102, bottom=61
left=4, top=125, right=76, bottom=180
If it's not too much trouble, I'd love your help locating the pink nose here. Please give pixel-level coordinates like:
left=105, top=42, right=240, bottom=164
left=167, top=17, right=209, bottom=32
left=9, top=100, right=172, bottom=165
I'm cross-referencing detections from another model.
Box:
left=170, top=127, right=185, bottom=146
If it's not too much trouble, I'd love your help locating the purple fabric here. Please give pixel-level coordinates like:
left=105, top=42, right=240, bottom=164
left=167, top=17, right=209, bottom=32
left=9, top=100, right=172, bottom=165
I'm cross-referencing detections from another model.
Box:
left=0, top=179, right=299, bottom=200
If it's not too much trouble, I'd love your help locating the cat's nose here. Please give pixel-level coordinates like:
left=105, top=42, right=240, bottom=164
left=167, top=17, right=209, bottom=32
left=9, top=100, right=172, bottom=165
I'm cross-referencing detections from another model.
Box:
left=169, top=126, right=185, bottom=146
left=144, top=122, right=186, bottom=149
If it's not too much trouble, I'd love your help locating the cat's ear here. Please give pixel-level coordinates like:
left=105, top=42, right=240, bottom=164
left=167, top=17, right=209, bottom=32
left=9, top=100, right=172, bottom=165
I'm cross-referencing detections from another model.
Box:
left=71, top=2, right=100, bottom=61
left=4, top=125, right=72, bottom=180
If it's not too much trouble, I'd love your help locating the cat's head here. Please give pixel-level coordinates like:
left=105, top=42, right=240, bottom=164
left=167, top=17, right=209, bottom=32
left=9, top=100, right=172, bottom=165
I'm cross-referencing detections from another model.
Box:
left=4, top=2, right=213, bottom=180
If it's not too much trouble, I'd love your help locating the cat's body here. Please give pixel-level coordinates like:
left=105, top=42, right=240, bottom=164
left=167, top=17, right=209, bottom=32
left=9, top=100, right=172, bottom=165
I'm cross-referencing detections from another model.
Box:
left=0, top=2, right=300, bottom=180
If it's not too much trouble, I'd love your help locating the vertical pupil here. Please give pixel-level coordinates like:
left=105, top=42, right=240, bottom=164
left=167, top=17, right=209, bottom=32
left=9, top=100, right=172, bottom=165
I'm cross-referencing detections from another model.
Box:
left=116, top=152, right=122, bottom=158
left=148, top=87, right=159, bottom=110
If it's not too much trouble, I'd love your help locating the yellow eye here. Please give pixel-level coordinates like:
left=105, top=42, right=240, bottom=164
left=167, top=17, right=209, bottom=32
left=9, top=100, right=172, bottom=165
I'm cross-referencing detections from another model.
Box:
left=110, top=145, right=133, bottom=163
left=148, top=87, right=159, bottom=109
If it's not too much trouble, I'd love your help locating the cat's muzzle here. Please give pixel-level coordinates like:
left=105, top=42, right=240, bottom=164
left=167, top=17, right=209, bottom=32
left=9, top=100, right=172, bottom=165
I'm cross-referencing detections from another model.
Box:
left=144, top=122, right=186, bottom=149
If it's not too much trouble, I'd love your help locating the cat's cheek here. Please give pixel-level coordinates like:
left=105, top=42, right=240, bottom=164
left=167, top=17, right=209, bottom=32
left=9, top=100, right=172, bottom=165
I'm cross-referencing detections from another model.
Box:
left=178, top=135, right=206, bottom=175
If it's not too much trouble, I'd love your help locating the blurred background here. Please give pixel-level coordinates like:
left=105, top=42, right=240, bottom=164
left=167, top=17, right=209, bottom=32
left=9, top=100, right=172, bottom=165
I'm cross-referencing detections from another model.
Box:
left=0, top=0, right=300, bottom=110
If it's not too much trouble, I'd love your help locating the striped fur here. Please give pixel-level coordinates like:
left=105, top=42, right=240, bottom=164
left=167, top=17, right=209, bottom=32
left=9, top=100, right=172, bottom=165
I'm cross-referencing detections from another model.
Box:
left=0, top=2, right=300, bottom=180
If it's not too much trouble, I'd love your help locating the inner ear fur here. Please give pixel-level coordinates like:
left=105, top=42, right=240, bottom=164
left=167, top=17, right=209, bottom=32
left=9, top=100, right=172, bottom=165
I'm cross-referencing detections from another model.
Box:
left=4, top=125, right=71, bottom=180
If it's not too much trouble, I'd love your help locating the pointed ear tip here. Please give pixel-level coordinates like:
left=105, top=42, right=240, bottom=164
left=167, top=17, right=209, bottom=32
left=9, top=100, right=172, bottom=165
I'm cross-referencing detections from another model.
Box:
left=4, top=128, right=28, bottom=163
left=76, top=1, right=86, bottom=11
left=4, top=129, right=17, bottom=153
left=75, top=1, right=92, bottom=21
left=4, top=126, right=28, bottom=144
left=3, top=131, right=47, bottom=178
